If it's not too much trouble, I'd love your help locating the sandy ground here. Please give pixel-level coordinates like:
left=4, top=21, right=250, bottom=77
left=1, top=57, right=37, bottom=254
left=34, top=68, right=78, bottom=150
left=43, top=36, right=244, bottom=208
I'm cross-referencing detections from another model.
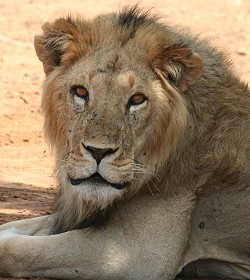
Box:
left=0, top=0, right=250, bottom=279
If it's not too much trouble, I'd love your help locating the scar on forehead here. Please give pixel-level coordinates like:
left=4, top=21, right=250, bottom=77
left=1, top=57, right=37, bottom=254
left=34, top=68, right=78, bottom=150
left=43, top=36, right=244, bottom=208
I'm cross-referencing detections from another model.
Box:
left=117, top=73, right=135, bottom=89
left=128, top=75, right=135, bottom=87
left=88, top=71, right=95, bottom=81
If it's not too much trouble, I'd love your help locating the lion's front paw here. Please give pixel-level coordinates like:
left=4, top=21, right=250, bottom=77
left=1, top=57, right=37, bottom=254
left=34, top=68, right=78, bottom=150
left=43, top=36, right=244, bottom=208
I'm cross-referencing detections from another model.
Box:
left=0, top=228, right=26, bottom=277
left=0, top=227, right=24, bottom=242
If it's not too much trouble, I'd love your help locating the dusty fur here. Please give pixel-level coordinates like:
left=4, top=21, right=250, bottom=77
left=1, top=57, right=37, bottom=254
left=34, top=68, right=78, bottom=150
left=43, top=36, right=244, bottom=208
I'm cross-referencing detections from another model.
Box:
left=34, top=7, right=250, bottom=233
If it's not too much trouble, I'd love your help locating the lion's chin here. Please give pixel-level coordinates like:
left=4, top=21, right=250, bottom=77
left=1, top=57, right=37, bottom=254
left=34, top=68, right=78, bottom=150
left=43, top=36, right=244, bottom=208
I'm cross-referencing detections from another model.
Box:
left=52, top=174, right=127, bottom=233
left=52, top=170, right=130, bottom=233
left=69, top=173, right=127, bottom=190
left=65, top=173, right=127, bottom=209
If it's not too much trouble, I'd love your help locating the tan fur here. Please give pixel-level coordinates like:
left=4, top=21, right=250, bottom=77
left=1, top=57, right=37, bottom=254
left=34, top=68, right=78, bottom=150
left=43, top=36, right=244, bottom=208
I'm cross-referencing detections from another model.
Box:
left=35, top=9, right=197, bottom=231
left=0, top=6, right=250, bottom=280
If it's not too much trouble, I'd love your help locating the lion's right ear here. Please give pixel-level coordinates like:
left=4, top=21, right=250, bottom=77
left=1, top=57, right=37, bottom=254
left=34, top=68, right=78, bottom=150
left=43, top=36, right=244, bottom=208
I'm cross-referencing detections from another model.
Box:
left=34, top=17, right=84, bottom=75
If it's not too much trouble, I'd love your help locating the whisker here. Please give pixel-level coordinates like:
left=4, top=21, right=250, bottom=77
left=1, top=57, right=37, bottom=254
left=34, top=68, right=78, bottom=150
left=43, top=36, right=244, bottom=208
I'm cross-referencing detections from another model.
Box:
left=149, top=178, right=160, bottom=192
left=147, top=182, right=155, bottom=198
left=128, top=157, right=159, bottom=179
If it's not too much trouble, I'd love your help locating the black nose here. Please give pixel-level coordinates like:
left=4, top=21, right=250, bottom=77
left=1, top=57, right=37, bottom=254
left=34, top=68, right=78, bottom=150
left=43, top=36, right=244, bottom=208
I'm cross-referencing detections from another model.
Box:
left=84, top=145, right=117, bottom=164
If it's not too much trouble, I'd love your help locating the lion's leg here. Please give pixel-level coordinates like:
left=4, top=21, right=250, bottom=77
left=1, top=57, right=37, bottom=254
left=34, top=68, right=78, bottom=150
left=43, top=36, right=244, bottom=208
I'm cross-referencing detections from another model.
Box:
left=181, top=185, right=250, bottom=279
left=0, top=193, right=195, bottom=280
left=0, top=214, right=56, bottom=236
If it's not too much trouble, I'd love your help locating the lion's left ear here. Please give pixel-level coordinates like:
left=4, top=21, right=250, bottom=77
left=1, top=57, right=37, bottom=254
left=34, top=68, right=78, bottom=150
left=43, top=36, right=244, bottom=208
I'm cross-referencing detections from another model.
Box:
left=153, top=44, right=204, bottom=91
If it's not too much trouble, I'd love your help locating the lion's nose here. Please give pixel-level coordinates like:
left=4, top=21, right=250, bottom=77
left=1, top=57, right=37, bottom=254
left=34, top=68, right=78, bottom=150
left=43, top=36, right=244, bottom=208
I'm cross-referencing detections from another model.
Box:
left=84, top=145, right=118, bottom=165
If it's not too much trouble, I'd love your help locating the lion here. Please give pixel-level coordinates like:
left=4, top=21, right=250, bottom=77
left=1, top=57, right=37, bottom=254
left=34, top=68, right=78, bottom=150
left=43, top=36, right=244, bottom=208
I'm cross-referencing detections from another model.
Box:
left=0, top=6, right=250, bottom=280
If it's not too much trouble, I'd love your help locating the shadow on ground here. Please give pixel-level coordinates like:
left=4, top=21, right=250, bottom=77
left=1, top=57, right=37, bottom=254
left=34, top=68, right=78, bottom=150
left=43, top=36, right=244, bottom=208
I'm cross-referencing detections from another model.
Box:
left=0, top=182, right=55, bottom=224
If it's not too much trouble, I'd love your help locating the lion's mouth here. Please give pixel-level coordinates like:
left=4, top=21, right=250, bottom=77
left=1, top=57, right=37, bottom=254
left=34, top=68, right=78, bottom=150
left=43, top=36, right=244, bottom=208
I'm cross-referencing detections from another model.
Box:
left=69, top=173, right=127, bottom=190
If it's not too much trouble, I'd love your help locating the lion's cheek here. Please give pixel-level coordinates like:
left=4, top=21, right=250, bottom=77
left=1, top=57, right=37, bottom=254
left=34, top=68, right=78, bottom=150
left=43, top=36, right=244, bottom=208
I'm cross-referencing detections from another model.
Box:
left=99, top=159, right=134, bottom=185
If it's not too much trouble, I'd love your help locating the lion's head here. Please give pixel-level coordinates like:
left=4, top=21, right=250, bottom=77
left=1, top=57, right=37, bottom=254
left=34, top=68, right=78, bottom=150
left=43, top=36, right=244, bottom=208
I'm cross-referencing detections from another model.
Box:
left=34, top=7, right=203, bottom=232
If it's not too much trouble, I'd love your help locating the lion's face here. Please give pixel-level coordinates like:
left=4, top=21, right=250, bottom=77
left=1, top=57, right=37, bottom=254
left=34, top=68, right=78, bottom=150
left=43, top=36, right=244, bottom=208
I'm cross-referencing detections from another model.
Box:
left=35, top=9, right=203, bottom=231
left=46, top=48, right=171, bottom=208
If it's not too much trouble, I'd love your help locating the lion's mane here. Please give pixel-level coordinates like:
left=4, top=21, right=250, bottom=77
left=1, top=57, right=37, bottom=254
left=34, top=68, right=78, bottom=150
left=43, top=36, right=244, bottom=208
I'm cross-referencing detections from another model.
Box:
left=34, top=7, right=250, bottom=233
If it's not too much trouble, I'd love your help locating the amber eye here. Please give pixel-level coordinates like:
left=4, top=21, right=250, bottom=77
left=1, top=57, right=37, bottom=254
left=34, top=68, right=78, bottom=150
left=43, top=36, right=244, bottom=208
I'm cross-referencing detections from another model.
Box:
left=71, top=86, right=89, bottom=99
left=128, top=93, right=147, bottom=106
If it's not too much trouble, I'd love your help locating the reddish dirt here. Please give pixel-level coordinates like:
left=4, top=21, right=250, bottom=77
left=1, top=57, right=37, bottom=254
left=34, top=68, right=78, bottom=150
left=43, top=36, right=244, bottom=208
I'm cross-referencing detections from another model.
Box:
left=0, top=0, right=249, bottom=279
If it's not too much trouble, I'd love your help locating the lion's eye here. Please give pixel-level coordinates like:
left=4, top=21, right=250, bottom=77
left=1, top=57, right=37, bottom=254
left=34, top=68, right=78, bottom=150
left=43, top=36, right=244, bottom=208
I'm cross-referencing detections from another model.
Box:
left=128, top=93, right=147, bottom=106
left=71, top=86, right=89, bottom=99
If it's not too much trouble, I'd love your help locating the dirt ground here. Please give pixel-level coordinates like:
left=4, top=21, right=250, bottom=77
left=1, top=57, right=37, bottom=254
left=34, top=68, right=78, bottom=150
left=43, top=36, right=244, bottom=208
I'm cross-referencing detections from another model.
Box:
left=0, top=0, right=250, bottom=279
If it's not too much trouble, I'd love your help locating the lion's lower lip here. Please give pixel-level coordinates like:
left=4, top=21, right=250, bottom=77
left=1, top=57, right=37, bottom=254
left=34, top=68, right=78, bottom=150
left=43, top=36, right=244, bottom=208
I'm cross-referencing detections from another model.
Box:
left=69, top=178, right=85, bottom=185
left=69, top=173, right=127, bottom=190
